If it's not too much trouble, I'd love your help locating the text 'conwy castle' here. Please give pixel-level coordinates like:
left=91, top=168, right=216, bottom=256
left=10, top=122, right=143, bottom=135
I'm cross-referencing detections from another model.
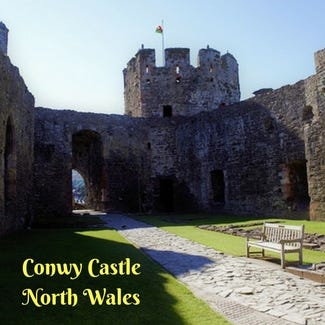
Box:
left=0, top=21, right=324, bottom=237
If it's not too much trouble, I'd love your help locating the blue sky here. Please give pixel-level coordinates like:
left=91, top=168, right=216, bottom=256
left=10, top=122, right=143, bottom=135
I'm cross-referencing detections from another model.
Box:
left=1, top=0, right=324, bottom=114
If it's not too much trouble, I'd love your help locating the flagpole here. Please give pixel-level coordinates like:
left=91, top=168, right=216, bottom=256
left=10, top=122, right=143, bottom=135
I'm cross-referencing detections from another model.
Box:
left=161, top=19, right=165, bottom=66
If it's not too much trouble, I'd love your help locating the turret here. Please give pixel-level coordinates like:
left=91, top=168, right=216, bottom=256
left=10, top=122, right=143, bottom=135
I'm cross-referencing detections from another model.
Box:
left=197, top=46, right=221, bottom=70
left=0, top=21, right=9, bottom=55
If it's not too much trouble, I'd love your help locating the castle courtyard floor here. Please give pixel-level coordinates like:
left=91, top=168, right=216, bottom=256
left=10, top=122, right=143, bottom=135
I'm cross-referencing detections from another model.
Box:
left=98, top=213, right=325, bottom=325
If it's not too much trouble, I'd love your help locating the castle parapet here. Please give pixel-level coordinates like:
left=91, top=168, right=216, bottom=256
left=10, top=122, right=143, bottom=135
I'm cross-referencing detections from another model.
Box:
left=165, top=48, right=190, bottom=68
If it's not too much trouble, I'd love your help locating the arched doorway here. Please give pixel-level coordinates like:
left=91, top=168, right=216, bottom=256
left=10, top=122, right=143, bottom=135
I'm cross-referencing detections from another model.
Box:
left=72, top=130, right=104, bottom=210
left=4, top=117, right=17, bottom=217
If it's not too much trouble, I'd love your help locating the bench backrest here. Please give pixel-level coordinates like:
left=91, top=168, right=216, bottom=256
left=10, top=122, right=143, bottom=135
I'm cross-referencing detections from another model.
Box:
left=263, top=222, right=304, bottom=246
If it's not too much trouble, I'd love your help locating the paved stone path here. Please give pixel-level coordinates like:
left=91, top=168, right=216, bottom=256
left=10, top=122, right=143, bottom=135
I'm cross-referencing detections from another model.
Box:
left=99, top=213, right=325, bottom=325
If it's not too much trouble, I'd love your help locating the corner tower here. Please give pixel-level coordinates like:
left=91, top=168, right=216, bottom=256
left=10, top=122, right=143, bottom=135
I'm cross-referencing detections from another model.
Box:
left=123, top=46, right=240, bottom=117
left=0, top=22, right=9, bottom=55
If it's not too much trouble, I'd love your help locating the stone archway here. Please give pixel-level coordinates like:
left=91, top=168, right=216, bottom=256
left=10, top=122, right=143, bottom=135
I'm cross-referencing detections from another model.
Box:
left=72, top=130, right=105, bottom=210
left=4, top=117, right=17, bottom=218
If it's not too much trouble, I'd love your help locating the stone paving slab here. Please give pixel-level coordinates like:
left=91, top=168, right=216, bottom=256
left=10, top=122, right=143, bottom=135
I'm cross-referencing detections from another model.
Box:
left=99, top=213, right=325, bottom=325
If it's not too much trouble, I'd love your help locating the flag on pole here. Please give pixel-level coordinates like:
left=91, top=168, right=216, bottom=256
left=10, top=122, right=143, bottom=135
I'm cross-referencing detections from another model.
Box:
left=155, top=25, right=163, bottom=34
left=156, top=21, right=165, bottom=65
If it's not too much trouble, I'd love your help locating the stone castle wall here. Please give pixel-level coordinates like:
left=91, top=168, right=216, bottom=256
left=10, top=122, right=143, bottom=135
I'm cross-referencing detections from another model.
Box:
left=31, top=47, right=325, bottom=221
left=33, top=108, right=150, bottom=219
left=303, top=49, right=325, bottom=220
left=0, top=51, right=34, bottom=236
left=1, top=18, right=324, bottom=236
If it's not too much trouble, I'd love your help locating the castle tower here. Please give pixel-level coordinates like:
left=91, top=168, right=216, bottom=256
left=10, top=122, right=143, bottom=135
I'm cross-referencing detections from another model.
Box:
left=0, top=22, right=9, bottom=55
left=124, top=46, right=240, bottom=117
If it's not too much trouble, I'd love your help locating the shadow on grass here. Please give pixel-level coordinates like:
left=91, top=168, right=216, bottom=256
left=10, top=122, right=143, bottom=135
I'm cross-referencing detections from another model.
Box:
left=131, top=212, right=311, bottom=229
left=141, top=249, right=214, bottom=276
left=109, top=212, right=268, bottom=229
left=0, top=227, right=214, bottom=325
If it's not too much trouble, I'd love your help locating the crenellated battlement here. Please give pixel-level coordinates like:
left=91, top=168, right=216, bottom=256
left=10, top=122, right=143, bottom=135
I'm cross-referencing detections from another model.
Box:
left=0, top=21, right=9, bottom=55
left=124, top=46, right=240, bottom=117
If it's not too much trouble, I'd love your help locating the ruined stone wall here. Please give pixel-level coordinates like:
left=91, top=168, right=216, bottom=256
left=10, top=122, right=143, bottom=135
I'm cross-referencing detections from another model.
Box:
left=33, top=108, right=150, bottom=219
left=144, top=99, right=307, bottom=216
left=304, top=114, right=325, bottom=220
left=33, top=52, right=324, bottom=219
left=32, top=47, right=325, bottom=221
left=244, top=49, right=325, bottom=220
left=124, top=47, right=240, bottom=118
left=248, top=80, right=306, bottom=160
left=172, top=103, right=287, bottom=216
left=303, top=48, right=325, bottom=220
left=0, top=52, right=34, bottom=236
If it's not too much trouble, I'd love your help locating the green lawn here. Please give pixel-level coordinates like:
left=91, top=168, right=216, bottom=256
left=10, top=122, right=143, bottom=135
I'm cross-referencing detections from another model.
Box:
left=0, top=227, right=230, bottom=325
left=134, top=214, right=325, bottom=265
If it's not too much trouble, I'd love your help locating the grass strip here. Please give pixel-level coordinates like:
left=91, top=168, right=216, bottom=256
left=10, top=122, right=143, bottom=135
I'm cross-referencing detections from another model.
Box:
left=135, top=215, right=325, bottom=265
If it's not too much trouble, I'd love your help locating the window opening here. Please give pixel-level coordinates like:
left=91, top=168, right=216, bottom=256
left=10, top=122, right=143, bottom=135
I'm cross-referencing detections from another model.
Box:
left=163, top=105, right=173, bottom=117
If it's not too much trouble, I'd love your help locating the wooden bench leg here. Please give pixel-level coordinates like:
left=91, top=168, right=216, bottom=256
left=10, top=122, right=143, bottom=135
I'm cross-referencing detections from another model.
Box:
left=246, top=243, right=250, bottom=258
left=299, top=249, right=303, bottom=265
left=281, top=249, right=285, bottom=269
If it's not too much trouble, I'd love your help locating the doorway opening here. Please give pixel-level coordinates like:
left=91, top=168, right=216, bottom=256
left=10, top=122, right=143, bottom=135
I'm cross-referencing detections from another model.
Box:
left=72, top=169, right=87, bottom=209
left=210, top=169, right=225, bottom=204
left=159, top=178, right=174, bottom=212
left=281, top=161, right=310, bottom=210
left=72, top=130, right=104, bottom=210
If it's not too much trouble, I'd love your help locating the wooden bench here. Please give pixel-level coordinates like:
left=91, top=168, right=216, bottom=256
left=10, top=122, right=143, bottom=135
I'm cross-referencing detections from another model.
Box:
left=246, top=222, right=304, bottom=269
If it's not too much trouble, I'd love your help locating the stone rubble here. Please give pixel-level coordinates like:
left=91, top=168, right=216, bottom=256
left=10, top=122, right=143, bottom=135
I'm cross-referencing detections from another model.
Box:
left=100, top=213, right=325, bottom=325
